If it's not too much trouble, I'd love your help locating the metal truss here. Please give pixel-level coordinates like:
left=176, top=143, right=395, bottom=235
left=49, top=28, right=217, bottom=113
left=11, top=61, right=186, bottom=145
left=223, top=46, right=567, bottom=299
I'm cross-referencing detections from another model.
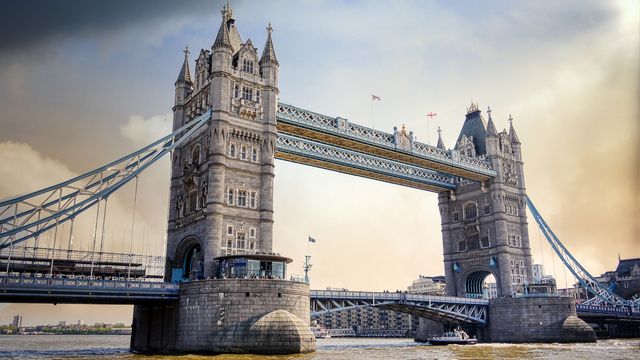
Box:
left=0, top=275, right=178, bottom=304
left=276, top=102, right=495, bottom=177
left=310, top=290, right=488, bottom=325
left=276, top=134, right=456, bottom=190
left=526, top=197, right=639, bottom=308
left=0, top=110, right=212, bottom=250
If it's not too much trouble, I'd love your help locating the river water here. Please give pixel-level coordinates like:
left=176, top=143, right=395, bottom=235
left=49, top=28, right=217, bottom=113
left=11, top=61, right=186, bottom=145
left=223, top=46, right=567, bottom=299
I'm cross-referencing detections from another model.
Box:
left=0, top=335, right=638, bottom=359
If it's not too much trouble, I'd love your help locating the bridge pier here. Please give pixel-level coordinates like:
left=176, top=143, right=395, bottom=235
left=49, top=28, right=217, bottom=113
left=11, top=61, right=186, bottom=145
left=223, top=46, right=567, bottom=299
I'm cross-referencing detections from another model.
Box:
left=131, top=279, right=315, bottom=355
left=486, top=296, right=595, bottom=343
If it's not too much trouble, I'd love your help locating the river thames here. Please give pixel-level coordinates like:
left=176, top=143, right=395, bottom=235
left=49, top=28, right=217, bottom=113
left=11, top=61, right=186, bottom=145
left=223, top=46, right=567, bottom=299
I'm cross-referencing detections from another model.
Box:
left=0, top=335, right=637, bottom=359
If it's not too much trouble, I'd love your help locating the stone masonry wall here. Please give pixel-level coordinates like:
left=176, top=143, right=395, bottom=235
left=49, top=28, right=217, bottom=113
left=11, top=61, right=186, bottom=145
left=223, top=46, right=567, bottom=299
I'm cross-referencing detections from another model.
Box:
left=488, top=296, right=595, bottom=343
left=131, top=279, right=315, bottom=354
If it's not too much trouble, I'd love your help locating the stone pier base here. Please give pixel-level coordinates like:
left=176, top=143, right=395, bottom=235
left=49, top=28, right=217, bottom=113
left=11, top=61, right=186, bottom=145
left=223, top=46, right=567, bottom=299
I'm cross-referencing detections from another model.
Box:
left=414, top=318, right=444, bottom=342
left=488, top=295, right=596, bottom=343
left=131, top=279, right=316, bottom=355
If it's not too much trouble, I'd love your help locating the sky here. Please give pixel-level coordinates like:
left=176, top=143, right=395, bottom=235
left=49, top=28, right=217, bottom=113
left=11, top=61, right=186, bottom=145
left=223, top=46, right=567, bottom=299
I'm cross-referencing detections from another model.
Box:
left=0, top=0, right=638, bottom=326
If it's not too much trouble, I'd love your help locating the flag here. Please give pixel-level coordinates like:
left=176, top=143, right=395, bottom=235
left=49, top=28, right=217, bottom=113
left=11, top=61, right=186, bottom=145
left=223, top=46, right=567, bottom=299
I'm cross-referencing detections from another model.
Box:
left=426, top=112, right=437, bottom=118
left=308, top=236, right=316, bottom=243
left=371, top=94, right=381, bottom=101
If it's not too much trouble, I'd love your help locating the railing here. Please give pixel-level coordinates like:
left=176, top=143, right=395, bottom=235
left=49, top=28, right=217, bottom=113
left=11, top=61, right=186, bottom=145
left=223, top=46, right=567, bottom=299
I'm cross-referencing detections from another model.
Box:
left=576, top=304, right=640, bottom=318
left=0, top=275, right=178, bottom=292
left=277, top=102, right=495, bottom=176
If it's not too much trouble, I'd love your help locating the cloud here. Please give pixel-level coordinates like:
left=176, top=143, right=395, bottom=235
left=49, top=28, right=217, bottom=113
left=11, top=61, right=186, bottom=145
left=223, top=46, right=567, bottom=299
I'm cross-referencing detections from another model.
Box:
left=0, top=0, right=213, bottom=55
left=120, top=113, right=172, bottom=146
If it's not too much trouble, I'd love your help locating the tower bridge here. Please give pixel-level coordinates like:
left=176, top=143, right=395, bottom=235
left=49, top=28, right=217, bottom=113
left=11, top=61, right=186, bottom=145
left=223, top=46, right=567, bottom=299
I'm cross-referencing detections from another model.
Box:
left=0, top=3, right=637, bottom=355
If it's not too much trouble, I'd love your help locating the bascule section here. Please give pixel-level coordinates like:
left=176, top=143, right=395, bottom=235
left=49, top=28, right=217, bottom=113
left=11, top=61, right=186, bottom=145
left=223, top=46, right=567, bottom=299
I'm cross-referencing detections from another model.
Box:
left=439, top=104, right=532, bottom=299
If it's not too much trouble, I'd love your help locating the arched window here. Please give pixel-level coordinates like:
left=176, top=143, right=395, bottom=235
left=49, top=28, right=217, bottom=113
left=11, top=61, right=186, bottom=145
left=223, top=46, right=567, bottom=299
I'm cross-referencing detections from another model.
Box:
left=229, top=143, right=236, bottom=158
left=191, top=145, right=201, bottom=165
left=464, top=202, right=477, bottom=220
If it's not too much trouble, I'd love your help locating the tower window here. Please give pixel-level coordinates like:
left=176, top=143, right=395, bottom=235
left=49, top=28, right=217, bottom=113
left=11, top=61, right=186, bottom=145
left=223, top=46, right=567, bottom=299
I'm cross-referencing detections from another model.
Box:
left=241, top=145, right=248, bottom=160
left=481, top=236, right=490, bottom=248
left=227, top=188, right=234, bottom=205
left=234, top=83, right=239, bottom=98
left=251, top=148, right=258, bottom=162
left=191, top=145, right=201, bottom=165
left=452, top=212, right=459, bottom=222
left=249, top=191, right=257, bottom=208
left=256, top=90, right=260, bottom=103
left=227, top=225, right=234, bottom=235
left=464, top=203, right=477, bottom=220
left=242, top=59, right=254, bottom=74
left=229, top=143, right=236, bottom=158
left=237, top=190, right=247, bottom=207
left=242, top=86, right=253, bottom=101
left=237, top=233, right=246, bottom=249
left=457, top=240, right=466, bottom=252
left=227, top=239, right=233, bottom=248
left=484, top=204, right=491, bottom=215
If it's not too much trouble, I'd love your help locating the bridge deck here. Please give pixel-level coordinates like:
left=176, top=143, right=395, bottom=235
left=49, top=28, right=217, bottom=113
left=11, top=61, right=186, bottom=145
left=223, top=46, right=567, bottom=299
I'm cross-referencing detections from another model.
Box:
left=0, top=276, right=178, bottom=304
left=276, top=103, right=496, bottom=184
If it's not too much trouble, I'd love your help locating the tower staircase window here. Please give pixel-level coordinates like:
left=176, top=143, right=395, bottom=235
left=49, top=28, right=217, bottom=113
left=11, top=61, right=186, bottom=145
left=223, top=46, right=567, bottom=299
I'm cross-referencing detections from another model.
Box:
left=242, top=59, right=254, bottom=73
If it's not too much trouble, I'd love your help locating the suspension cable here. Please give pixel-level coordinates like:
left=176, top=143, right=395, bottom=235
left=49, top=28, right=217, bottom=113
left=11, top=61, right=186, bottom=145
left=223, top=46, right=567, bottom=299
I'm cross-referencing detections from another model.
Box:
left=89, top=196, right=102, bottom=279
left=127, top=176, right=139, bottom=280
left=98, top=196, right=109, bottom=266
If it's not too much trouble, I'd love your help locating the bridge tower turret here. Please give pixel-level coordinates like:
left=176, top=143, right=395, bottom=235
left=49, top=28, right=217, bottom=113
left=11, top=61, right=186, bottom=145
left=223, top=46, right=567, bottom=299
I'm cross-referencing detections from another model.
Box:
left=164, top=3, right=281, bottom=280
left=440, top=104, right=533, bottom=298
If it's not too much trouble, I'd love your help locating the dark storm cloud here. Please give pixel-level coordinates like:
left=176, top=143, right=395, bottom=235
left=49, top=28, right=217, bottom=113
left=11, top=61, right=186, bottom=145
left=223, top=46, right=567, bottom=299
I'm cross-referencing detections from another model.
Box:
left=0, top=0, right=215, bottom=54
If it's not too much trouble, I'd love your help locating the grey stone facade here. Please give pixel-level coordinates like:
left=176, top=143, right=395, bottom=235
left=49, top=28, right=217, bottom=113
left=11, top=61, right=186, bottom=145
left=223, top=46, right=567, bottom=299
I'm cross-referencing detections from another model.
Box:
left=487, top=296, right=595, bottom=342
left=166, top=4, right=279, bottom=280
left=440, top=104, right=533, bottom=298
left=131, top=279, right=316, bottom=354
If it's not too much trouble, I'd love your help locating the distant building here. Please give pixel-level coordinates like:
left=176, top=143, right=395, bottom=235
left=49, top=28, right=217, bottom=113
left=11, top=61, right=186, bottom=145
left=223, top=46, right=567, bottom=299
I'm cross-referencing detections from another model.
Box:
left=532, top=264, right=544, bottom=283
left=12, top=315, right=22, bottom=328
left=315, top=306, right=419, bottom=337
left=406, top=275, right=446, bottom=295
left=484, top=282, right=498, bottom=299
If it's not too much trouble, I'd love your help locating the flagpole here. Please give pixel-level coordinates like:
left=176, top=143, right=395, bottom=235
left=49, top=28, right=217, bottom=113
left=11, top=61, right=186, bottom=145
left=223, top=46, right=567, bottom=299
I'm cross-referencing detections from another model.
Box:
left=371, top=99, right=375, bottom=131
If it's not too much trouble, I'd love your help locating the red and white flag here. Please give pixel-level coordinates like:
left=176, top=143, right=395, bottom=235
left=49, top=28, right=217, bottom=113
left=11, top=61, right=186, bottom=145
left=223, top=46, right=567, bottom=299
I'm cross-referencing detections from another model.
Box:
left=371, top=94, right=382, bottom=101
left=426, top=112, right=437, bottom=119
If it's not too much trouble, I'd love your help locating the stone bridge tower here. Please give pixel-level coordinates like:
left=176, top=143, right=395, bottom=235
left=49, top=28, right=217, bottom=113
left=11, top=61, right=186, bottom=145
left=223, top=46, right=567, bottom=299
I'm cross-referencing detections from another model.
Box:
left=165, top=3, right=279, bottom=280
left=439, top=104, right=533, bottom=298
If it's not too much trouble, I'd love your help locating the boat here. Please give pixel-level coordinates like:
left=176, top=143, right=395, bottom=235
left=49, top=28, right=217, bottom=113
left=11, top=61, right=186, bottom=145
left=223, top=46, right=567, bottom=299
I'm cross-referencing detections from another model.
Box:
left=428, top=328, right=477, bottom=345
left=310, top=322, right=332, bottom=339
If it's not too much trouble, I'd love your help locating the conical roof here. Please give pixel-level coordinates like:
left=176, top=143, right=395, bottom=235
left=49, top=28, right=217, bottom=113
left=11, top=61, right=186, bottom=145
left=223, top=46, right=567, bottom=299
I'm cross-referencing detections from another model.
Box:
left=486, top=107, right=498, bottom=137
left=259, top=23, right=279, bottom=66
left=213, top=3, right=233, bottom=50
left=436, top=127, right=446, bottom=150
left=509, top=115, right=520, bottom=143
left=176, top=46, right=192, bottom=84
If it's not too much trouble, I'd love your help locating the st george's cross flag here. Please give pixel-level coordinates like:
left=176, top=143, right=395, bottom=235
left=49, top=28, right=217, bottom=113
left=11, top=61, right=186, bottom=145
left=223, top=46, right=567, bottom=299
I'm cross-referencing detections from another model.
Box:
left=308, top=236, right=316, bottom=243
left=371, top=94, right=381, bottom=101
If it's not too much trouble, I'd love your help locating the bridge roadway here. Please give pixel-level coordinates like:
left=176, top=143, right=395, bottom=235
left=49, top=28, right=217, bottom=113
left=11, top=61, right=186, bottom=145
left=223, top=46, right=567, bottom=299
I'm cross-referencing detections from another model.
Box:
left=1, top=276, right=639, bottom=325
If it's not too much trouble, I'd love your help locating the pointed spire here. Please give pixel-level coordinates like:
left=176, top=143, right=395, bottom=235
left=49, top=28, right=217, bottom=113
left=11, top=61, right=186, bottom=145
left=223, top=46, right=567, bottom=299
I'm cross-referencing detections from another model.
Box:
left=486, top=106, right=498, bottom=136
left=508, top=114, right=520, bottom=143
left=260, top=22, right=279, bottom=66
left=176, top=46, right=192, bottom=83
left=436, top=126, right=446, bottom=150
left=213, top=3, right=233, bottom=51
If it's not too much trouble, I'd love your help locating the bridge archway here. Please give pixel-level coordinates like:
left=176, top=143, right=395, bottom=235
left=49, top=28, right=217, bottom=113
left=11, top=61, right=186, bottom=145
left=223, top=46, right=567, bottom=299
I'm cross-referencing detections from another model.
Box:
left=172, top=237, right=203, bottom=282
left=460, top=268, right=499, bottom=299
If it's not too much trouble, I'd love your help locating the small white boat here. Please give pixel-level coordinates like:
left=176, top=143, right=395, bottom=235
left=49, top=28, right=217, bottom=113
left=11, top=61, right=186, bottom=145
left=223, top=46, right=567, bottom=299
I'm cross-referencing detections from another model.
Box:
left=428, top=328, right=477, bottom=345
left=310, top=325, right=331, bottom=339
